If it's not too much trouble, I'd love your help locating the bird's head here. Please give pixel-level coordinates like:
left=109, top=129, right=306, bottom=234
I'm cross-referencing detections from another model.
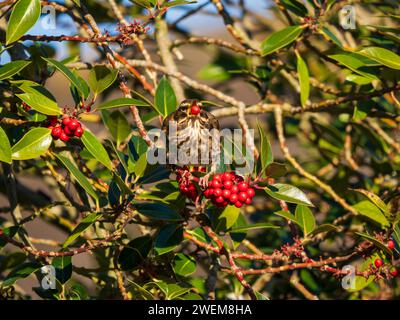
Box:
left=178, top=99, right=202, bottom=117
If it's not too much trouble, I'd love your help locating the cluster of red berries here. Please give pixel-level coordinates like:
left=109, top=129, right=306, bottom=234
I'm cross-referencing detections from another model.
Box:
left=176, top=171, right=198, bottom=201
left=204, top=172, right=255, bottom=208
left=47, top=116, right=84, bottom=142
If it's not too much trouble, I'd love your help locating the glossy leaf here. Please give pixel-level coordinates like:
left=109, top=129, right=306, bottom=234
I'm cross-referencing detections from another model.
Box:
left=352, top=188, right=389, bottom=214
left=96, top=98, right=150, bottom=110
left=16, top=91, right=61, bottom=116
left=355, top=232, right=392, bottom=256
left=0, top=126, right=12, bottom=164
left=155, top=224, right=183, bottom=255
left=81, top=130, right=112, bottom=170
left=218, top=205, right=241, bottom=230
left=273, top=210, right=299, bottom=224
left=6, top=0, right=41, bottom=45
left=230, top=223, right=279, bottom=233
left=55, top=154, right=99, bottom=201
left=11, top=127, right=52, bottom=160
left=261, top=25, right=303, bottom=56
left=173, top=253, right=196, bottom=277
left=0, top=61, right=31, bottom=80
left=63, top=213, right=103, bottom=248
left=296, top=52, right=310, bottom=107
left=103, top=110, right=130, bottom=146
left=2, top=262, right=42, bottom=287
left=295, top=205, right=316, bottom=236
left=257, top=123, right=273, bottom=176
left=43, top=58, right=89, bottom=99
left=358, top=46, right=400, bottom=70
left=52, top=256, right=72, bottom=284
left=265, top=183, right=313, bottom=206
left=135, top=203, right=183, bottom=221
left=352, top=200, right=390, bottom=228
left=154, top=76, right=177, bottom=118
left=88, top=65, right=118, bottom=95
left=118, top=235, right=153, bottom=271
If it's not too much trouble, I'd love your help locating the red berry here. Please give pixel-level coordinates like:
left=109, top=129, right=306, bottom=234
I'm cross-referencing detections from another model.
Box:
left=234, top=201, right=243, bottom=208
left=235, top=175, right=244, bottom=183
left=230, top=185, right=239, bottom=194
left=230, top=194, right=238, bottom=204
left=62, top=117, right=71, bottom=126
left=68, top=119, right=80, bottom=131
left=238, top=182, right=249, bottom=192
left=204, top=189, right=211, bottom=199
left=388, top=240, right=395, bottom=250
left=222, top=172, right=232, bottom=181
left=63, top=125, right=74, bottom=136
left=48, top=116, right=58, bottom=126
left=190, top=105, right=201, bottom=115
left=390, top=268, right=398, bottom=277
left=212, top=174, right=222, bottom=181
left=211, top=180, right=222, bottom=189
left=74, top=126, right=84, bottom=138
left=374, top=259, right=383, bottom=268
left=60, top=132, right=70, bottom=142
left=223, top=180, right=233, bottom=189
left=213, top=188, right=223, bottom=197
left=238, top=192, right=248, bottom=202
left=245, top=197, right=252, bottom=205
left=229, top=172, right=236, bottom=180
left=222, top=189, right=231, bottom=199
left=215, top=196, right=225, bottom=204
left=247, top=188, right=255, bottom=198
left=51, top=126, right=62, bottom=139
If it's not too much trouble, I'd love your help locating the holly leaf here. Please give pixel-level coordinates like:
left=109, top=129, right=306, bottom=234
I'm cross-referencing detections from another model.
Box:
left=154, top=76, right=177, bottom=118
left=11, top=127, right=52, bottom=160
left=261, top=25, right=303, bottom=56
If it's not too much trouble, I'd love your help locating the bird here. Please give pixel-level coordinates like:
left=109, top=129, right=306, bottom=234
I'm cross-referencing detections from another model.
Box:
left=161, top=99, right=220, bottom=188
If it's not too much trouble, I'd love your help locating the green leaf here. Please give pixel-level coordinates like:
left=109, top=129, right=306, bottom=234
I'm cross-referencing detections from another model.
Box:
left=52, top=256, right=72, bottom=284
left=230, top=223, right=279, bottom=233
left=154, top=76, right=177, bottom=118
left=81, top=130, right=112, bottom=170
left=319, top=27, right=343, bottom=48
left=280, top=0, right=308, bottom=16
left=133, top=153, right=148, bottom=181
left=55, top=154, right=98, bottom=201
left=103, top=110, right=130, bottom=146
left=295, top=205, right=316, bottom=236
left=155, top=224, right=183, bottom=255
left=16, top=92, right=61, bottom=116
left=0, top=126, right=12, bottom=164
left=0, top=226, right=19, bottom=251
left=265, top=183, right=313, bottom=206
left=2, top=262, right=42, bottom=287
left=118, top=235, right=153, bottom=271
left=88, top=65, right=118, bottom=95
left=130, top=0, right=154, bottom=8
left=135, top=203, right=183, bottom=221
left=257, top=123, right=273, bottom=176
left=328, top=53, right=379, bottom=80
left=347, top=255, right=378, bottom=292
left=62, top=212, right=102, bottom=248
left=162, top=0, right=196, bottom=8
left=352, top=200, right=390, bottom=228
left=265, top=162, right=287, bottom=179
left=43, top=58, right=89, bottom=99
left=0, top=61, right=31, bottom=80
left=173, top=253, right=196, bottom=277
left=6, top=0, right=41, bottom=45
left=296, top=52, right=310, bottom=108
left=218, top=205, right=241, bottom=230
left=127, top=279, right=154, bottom=300
left=96, top=97, right=150, bottom=110
left=261, top=25, right=303, bottom=56
left=273, top=210, right=299, bottom=224
left=310, top=224, right=338, bottom=236
left=11, top=127, right=52, bottom=160
left=352, top=188, right=389, bottom=214
left=355, top=232, right=392, bottom=256
left=358, top=46, right=400, bottom=70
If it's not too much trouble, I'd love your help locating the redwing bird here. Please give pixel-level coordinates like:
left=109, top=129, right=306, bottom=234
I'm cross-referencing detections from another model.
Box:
left=161, top=99, right=220, bottom=187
